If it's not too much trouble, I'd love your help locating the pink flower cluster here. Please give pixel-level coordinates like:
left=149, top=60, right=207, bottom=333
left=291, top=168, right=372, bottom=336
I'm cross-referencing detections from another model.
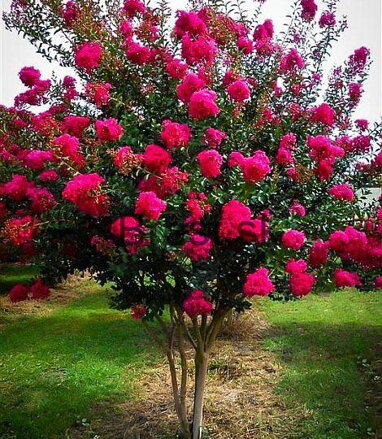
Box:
left=52, top=134, right=85, bottom=169
left=123, top=0, right=146, bottom=18
left=228, top=150, right=271, bottom=184
left=311, top=103, right=336, bottom=126
left=183, top=290, right=213, bottom=318
left=289, top=201, right=306, bottom=217
left=276, top=133, right=297, bottom=166
left=329, top=225, right=381, bottom=270
left=334, top=269, right=361, bottom=288
left=62, top=115, right=90, bottom=137
left=135, top=191, right=167, bottom=220
left=139, top=167, right=189, bottom=198
left=86, top=82, right=112, bottom=107
left=113, top=146, right=142, bottom=174
left=166, top=58, right=188, bottom=79
left=9, top=279, right=50, bottom=303
left=142, top=144, right=172, bottom=174
left=74, top=42, right=103, bottom=72
left=328, top=184, right=355, bottom=202
left=2, top=215, right=37, bottom=246
left=243, top=267, right=274, bottom=297
left=177, top=73, right=206, bottom=103
left=319, top=11, right=336, bottom=28
left=286, top=258, right=315, bottom=297
left=62, top=173, right=110, bottom=216
left=15, top=67, right=51, bottom=107
left=181, top=34, right=217, bottom=65
left=308, top=240, right=329, bottom=268
left=280, top=49, right=305, bottom=71
left=184, top=192, right=212, bottom=231
left=282, top=229, right=306, bottom=251
left=203, top=128, right=226, bottom=148
left=110, top=216, right=149, bottom=254
left=227, top=80, right=251, bottom=102
left=95, top=118, right=124, bottom=142
left=125, top=41, right=151, bottom=65
left=301, top=0, right=317, bottom=21
left=219, top=200, right=268, bottom=243
left=197, top=149, right=223, bottom=178
left=308, top=135, right=345, bottom=181
left=160, top=120, right=191, bottom=148
left=183, top=234, right=213, bottom=261
left=189, top=89, right=219, bottom=119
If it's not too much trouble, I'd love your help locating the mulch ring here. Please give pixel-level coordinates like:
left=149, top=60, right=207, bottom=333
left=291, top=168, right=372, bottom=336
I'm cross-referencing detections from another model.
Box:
left=71, top=307, right=311, bottom=439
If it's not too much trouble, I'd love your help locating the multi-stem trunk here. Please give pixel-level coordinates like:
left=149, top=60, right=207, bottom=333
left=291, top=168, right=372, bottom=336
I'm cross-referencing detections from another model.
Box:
left=146, top=306, right=228, bottom=438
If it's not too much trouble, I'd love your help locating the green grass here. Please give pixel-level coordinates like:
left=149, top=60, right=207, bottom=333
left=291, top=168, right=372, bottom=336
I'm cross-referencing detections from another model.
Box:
left=0, top=264, right=39, bottom=294
left=1, top=264, right=381, bottom=439
left=260, top=290, right=382, bottom=439
left=0, top=279, right=159, bottom=439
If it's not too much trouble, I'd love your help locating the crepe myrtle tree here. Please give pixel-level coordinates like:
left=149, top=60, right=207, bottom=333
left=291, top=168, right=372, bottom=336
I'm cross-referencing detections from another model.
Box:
left=1, top=0, right=382, bottom=436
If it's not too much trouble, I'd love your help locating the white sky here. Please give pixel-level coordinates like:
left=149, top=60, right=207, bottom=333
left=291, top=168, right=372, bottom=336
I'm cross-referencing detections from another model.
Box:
left=1, top=0, right=381, bottom=121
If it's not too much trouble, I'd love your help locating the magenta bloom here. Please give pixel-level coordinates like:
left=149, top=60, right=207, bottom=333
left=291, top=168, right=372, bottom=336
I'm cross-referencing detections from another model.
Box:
left=243, top=268, right=274, bottom=297
left=301, top=0, right=317, bottom=21
left=30, top=279, right=51, bottom=299
left=308, top=240, right=329, bottom=268
left=334, top=269, right=361, bottom=288
left=9, top=283, right=29, bottom=303
left=197, top=149, right=223, bottom=178
left=19, top=66, right=41, bottom=87
left=289, top=201, right=306, bottom=217
left=189, top=89, right=220, bottom=119
left=166, top=58, right=188, bottom=79
left=74, top=42, right=103, bottom=72
left=62, top=173, right=109, bottom=217
left=177, top=73, right=206, bottom=103
left=280, top=48, right=305, bottom=71
left=282, top=230, right=306, bottom=251
left=328, top=184, right=355, bottom=202
left=227, top=80, right=251, bottom=102
left=183, top=234, right=213, bottom=261
left=319, top=11, right=336, bottom=28
left=229, top=150, right=271, bottom=184
left=290, top=272, right=315, bottom=297
left=203, top=128, right=226, bottom=148
left=160, top=120, right=191, bottom=149
left=286, top=258, right=308, bottom=275
left=62, top=115, right=91, bottom=137
left=183, top=290, right=213, bottom=318
left=311, top=103, right=336, bottom=126
left=125, top=41, right=151, bottom=65
left=135, top=191, right=167, bottom=220
left=95, top=118, right=124, bottom=142
left=143, top=144, right=172, bottom=174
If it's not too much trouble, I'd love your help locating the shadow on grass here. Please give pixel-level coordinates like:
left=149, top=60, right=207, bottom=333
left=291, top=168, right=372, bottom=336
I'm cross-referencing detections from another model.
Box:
left=0, top=264, right=39, bottom=295
left=262, top=319, right=382, bottom=439
left=0, top=290, right=159, bottom=439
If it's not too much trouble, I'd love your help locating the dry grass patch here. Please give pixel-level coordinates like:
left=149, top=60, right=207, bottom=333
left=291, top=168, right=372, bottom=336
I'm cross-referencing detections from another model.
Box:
left=72, top=307, right=309, bottom=439
left=0, top=273, right=95, bottom=320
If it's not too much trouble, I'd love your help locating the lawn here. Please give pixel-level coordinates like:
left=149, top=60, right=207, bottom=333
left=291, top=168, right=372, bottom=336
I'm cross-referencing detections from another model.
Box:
left=0, top=275, right=160, bottom=438
left=0, top=265, right=381, bottom=438
left=260, top=291, right=382, bottom=439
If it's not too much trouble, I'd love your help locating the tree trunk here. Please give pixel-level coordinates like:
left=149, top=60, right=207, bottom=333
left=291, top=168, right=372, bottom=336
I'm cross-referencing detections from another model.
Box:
left=192, top=353, right=208, bottom=439
left=167, top=350, right=191, bottom=439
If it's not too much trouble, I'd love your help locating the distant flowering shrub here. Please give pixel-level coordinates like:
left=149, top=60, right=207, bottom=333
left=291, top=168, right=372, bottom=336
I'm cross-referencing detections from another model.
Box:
left=1, top=0, right=381, bottom=436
